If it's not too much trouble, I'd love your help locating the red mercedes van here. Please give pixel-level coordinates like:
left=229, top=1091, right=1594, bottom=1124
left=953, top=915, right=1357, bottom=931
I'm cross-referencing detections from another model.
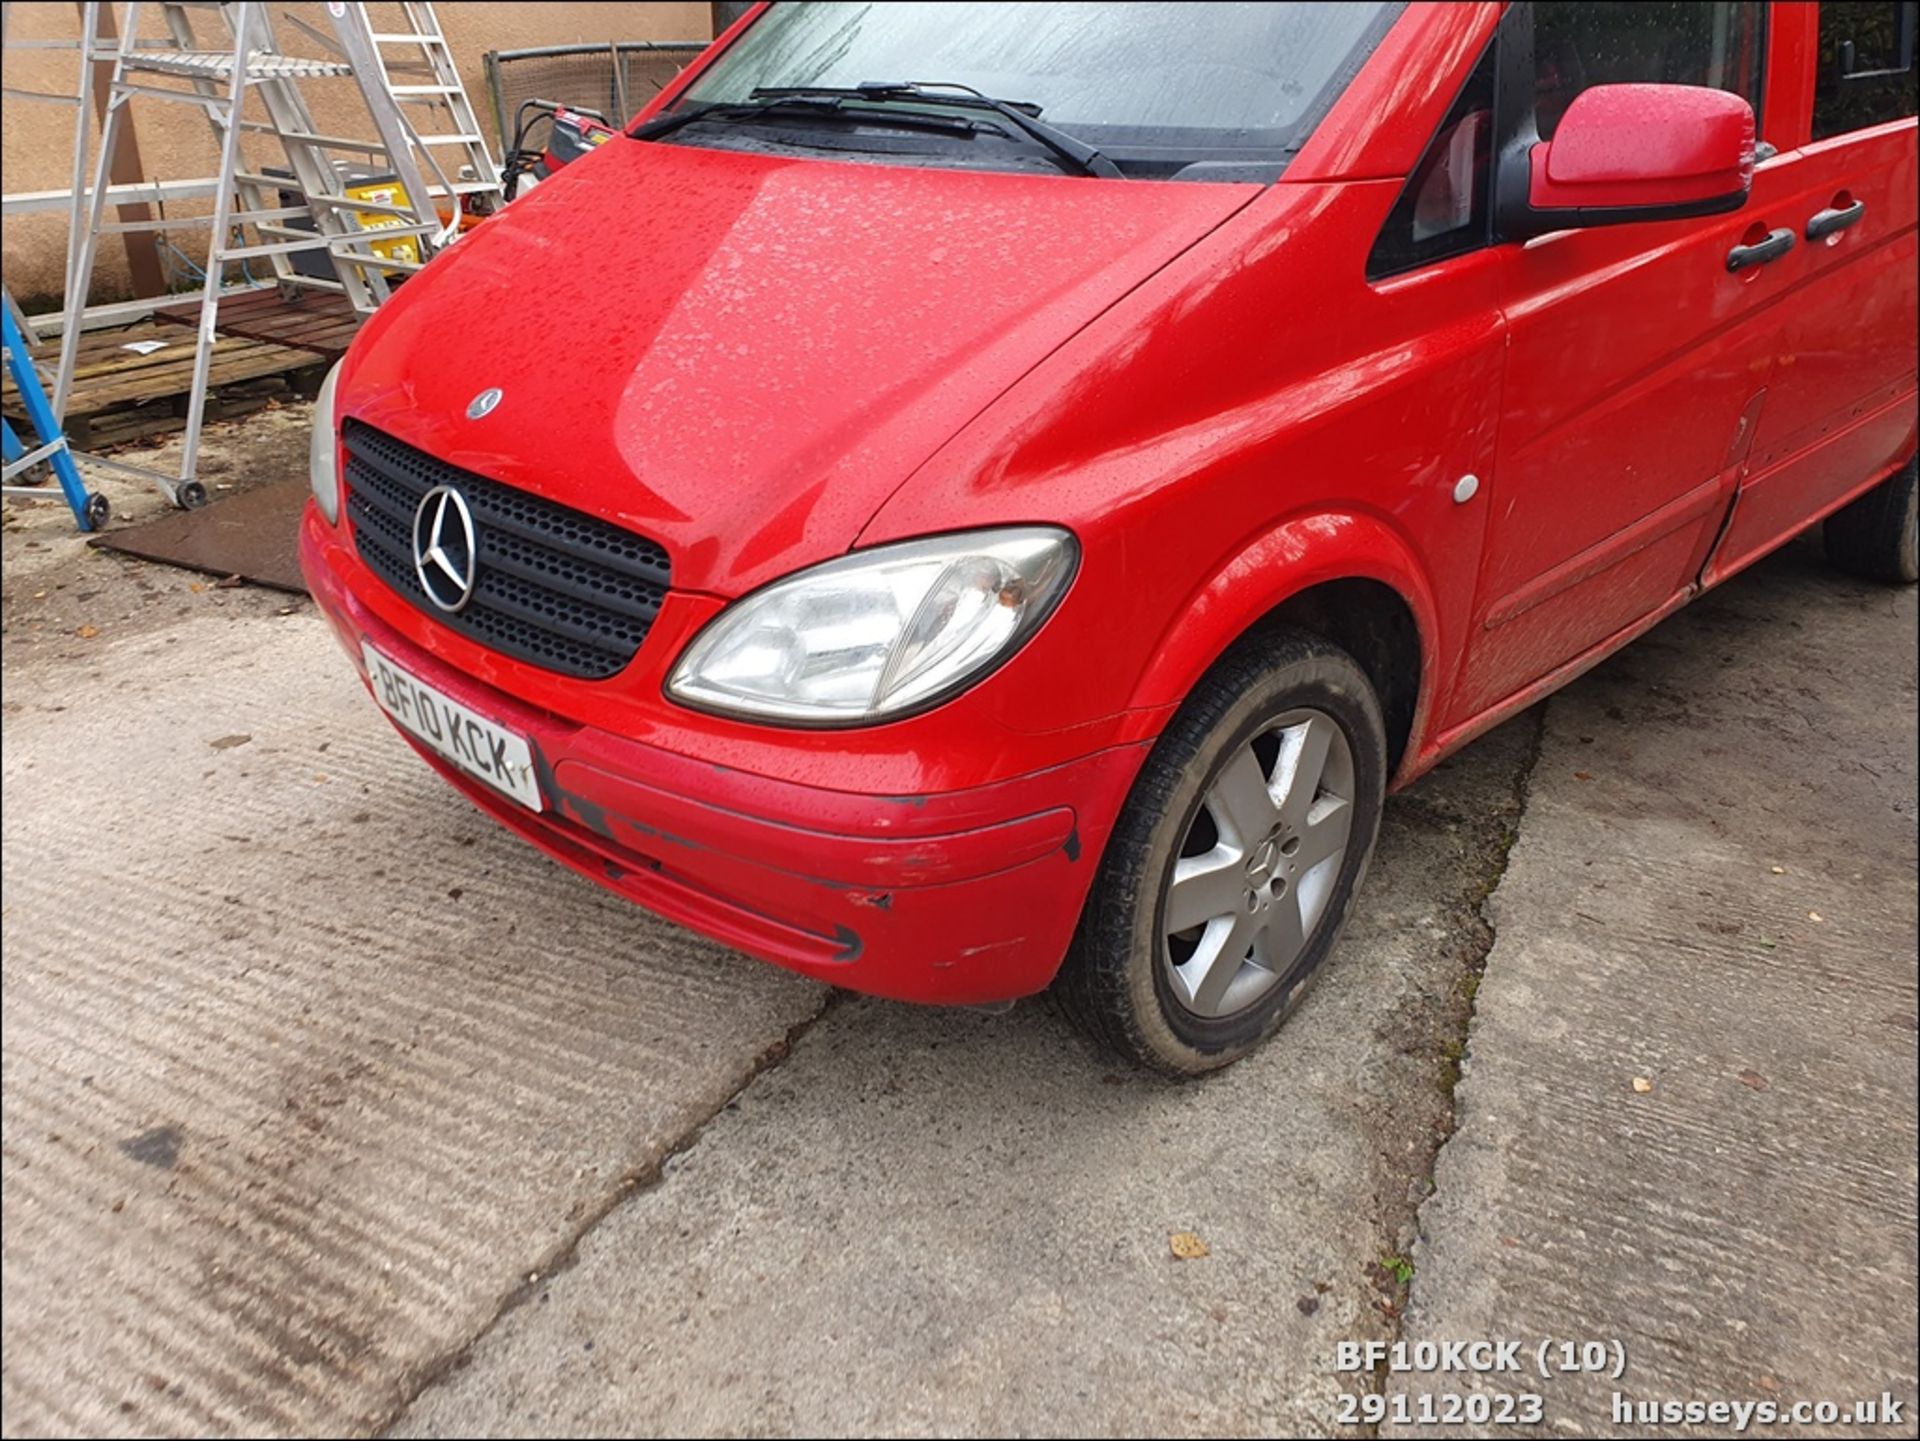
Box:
left=301, top=1, right=1919, bottom=1073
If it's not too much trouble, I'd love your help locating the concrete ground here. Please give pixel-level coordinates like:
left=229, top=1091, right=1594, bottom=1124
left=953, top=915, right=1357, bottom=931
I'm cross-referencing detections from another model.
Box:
left=1389, top=538, right=1918, bottom=1437
left=2, top=417, right=1915, bottom=1438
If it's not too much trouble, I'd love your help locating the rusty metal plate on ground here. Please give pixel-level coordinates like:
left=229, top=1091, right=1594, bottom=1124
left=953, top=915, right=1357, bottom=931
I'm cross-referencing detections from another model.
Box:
left=90, top=478, right=309, bottom=592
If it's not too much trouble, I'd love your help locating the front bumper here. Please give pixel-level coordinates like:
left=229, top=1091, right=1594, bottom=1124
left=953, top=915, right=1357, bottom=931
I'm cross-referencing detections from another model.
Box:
left=300, top=504, right=1147, bottom=1004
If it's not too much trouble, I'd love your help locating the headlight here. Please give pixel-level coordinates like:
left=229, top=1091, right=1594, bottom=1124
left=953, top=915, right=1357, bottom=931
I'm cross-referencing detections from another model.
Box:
left=668, top=527, right=1078, bottom=724
left=308, top=361, right=343, bottom=523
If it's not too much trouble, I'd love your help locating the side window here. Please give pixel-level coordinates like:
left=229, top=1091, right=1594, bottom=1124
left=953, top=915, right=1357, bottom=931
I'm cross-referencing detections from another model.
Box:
left=1532, top=2, right=1768, bottom=139
left=1367, top=46, right=1495, bottom=280
left=1813, top=1, right=1920, bottom=139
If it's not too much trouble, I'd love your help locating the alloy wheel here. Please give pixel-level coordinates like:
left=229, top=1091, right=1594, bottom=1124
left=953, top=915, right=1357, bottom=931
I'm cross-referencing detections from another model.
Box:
left=1160, top=708, right=1355, bottom=1019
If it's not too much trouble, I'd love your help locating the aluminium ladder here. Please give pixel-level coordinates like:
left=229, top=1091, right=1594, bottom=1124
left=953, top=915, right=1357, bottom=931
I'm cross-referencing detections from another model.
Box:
left=0, top=1, right=101, bottom=319
left=330, top=1, right=502, bottom=242
left=47, top=1, right=500, bottom=508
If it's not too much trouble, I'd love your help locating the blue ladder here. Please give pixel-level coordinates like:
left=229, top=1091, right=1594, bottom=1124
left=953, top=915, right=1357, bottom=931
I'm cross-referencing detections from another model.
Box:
left=2, top=303, right=108, bottom=531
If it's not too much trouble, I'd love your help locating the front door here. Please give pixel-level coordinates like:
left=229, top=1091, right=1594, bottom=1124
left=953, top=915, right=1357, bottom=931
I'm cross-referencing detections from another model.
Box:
left=1448, top=0, right=1797, bottom=723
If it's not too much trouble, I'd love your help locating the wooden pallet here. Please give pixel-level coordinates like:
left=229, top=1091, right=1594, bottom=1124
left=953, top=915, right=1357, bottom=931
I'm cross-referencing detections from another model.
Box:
left=151, top=286, right=360, bottom=359
left=1, top=314, right=334, bottom=450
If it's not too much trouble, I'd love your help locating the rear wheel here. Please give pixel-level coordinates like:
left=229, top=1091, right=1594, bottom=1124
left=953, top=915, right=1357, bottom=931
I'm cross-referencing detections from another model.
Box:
left=1056, top=628, right=1388, bottom=1076
left=1824, top=456, right=1918, bottom=585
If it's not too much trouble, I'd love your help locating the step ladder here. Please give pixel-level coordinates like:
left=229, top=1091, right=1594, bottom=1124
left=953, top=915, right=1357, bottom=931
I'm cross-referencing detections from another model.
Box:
left=47, top=1, right=500, bottom=508
left=1, top=1, right=106, bottom=319
left=4, top=298, right=110, bottom=531
left=331, top=1, right=502, bottom=235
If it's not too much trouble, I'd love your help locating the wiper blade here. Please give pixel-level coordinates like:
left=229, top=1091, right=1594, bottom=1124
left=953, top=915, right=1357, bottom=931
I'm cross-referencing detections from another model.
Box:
left=631, top=93, right=983, bottom=143
left=750, top=81, right=1125, bottom=179
left=631, top=95, right=841, bottom=141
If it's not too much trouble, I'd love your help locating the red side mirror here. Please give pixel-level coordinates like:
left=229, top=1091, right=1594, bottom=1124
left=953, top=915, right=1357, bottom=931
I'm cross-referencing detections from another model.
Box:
left=1526, top=84, right=1754, bottom=227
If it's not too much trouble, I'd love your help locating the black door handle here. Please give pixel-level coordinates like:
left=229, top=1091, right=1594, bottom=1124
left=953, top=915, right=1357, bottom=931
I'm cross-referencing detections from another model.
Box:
left=1806, top=200, right=1867, bottom=240
left=1726, top=227, right=1796, bottom=272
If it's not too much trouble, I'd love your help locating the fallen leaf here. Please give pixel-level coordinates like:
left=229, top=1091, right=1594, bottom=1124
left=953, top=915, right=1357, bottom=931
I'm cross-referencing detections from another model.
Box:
left=1770, top=865, right=1787, bottom=875
left=1169, top=1231, right=1210, bottom=1260
left=1757, top=1375, right=1780, bottom=1394
left=1631, top=1076, right=1654, bottom=1094
left=1738, top=1070, right=1770, bottom=1091
left=1574, top=771, right=1592, bottom=781
left=208, top=734, right=251, bottom=751
left=1807, top=911, right=1823, bottom=924
left=189, top=583, right=205, bottom=593
left=215, top=573, right=244, bottom=589
left=75, top=624, right=99, bottom=639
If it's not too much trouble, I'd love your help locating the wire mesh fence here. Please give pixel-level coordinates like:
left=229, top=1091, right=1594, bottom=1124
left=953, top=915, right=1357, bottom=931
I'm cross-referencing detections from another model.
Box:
left=482, top=42, right=707, bottom=146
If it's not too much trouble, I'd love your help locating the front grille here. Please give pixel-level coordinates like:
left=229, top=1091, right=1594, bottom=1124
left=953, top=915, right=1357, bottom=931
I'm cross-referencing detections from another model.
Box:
left=343, top=420, right=672, bottom=680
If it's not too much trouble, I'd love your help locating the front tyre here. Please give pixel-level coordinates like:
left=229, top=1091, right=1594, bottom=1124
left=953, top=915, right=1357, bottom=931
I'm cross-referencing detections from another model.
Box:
left=1824, top=456, right=1918, bottom=585
left=1056, top=628, right=1388, bottom=1076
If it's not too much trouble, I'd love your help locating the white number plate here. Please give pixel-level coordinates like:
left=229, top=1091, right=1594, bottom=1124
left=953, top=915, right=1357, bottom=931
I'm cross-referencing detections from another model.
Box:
left=361, top=640, right=543, bottom=811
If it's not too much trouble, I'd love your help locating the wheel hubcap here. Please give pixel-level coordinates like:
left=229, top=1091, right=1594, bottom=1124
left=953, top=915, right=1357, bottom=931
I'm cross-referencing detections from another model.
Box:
left=1160, top=708, right=1356, bottom=1019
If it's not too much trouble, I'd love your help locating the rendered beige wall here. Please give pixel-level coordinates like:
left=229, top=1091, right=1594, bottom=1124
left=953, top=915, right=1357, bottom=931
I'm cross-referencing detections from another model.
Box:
left=1, top=2, right=711, bottom=305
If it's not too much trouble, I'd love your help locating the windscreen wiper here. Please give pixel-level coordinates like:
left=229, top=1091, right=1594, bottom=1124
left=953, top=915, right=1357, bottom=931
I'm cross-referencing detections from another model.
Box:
left=631, top=94, right=982, bottom=144
left=747, top=80, right=1125, bottom=179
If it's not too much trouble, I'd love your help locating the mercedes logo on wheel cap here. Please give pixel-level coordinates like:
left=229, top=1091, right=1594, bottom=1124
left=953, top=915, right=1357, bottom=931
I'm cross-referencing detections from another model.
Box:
left=412, top=485, right=478, bottom=613
left=1245, top=836, right=1282, bottom=890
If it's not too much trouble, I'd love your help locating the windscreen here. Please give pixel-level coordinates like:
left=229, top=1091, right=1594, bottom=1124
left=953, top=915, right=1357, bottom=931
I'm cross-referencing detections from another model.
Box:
left=676, top=1, right=1401, bottom=168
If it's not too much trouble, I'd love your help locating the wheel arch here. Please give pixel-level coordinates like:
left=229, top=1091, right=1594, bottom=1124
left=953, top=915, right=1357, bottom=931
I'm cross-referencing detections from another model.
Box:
left=1126, top=511, right=1441, bottom=780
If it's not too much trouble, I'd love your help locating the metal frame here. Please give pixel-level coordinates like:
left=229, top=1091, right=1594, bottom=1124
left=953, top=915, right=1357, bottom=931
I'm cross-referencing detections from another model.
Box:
left=482, top=40, right=705, bottom=148
left=3, top=300, right=106, bottom=529
left=30, top=1, right=502, bottom=509
left=330, top=1, right=501, bottom=251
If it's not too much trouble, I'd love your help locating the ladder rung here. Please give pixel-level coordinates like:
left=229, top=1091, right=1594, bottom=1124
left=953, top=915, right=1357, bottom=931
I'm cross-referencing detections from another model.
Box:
left=214, top=236, right=335, bottom=260
left=413, top=134, right=484, bottom=144
left=329, top=241, right=428, bottom=262
left=388, top=84, right=459, bottom=95
left=236, top=207, right=315, bottom=226
left=111, top=79, right=230, bottom=110
left=250, top=125, right=389, bottom=154
left=368, top=32, right=448, bottom=44
left=333, top=256, right=425, bottom=276
left=276, top=273, right=349, bottom=295
left=1, top=88, right=83, bottom=106
left=305, top=194, right=426, bottom=218
left=4, top=439, right=74, bottom=478
left=94, top=206, right=309, bottom=234
left=256, top=220, right=437, bottom=241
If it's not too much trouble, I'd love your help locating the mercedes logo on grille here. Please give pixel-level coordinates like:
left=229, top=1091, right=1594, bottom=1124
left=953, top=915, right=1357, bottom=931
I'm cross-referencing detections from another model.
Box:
left=412, top=485, right=478, bottom=613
